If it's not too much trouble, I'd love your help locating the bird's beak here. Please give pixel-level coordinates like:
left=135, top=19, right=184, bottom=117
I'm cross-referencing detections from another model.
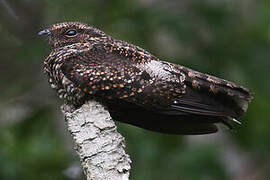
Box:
left=38, top=29, right=51, bottom=36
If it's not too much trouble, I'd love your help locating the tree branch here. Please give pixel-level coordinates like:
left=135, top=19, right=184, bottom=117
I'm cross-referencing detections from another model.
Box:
left=61, top=101, right=131, bottom=180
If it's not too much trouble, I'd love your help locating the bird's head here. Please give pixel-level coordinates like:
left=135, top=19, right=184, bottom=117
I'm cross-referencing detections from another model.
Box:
left=38, top=22, right=107, bottom=49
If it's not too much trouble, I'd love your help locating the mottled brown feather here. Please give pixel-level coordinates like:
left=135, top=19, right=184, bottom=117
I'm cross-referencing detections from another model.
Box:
left=40, top=22, right=253, bottom=134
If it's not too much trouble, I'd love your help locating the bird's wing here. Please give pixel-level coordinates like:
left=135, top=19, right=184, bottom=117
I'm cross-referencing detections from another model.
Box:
left=60, top=43, right=150, bottom=98
left=61, top=43, right=250, bottom=121
left=160, top=86, right=235, bottom=117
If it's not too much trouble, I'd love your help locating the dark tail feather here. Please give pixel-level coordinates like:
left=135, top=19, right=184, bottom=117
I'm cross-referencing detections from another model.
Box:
left=181, top=66, right=253, bottom=118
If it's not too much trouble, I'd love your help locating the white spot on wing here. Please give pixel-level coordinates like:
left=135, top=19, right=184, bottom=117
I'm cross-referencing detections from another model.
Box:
left=139, top=60, right=185, bottom=83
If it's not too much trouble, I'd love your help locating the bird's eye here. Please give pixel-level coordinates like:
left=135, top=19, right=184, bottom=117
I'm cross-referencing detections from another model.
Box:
left=65, top=29, right=77, bottom=37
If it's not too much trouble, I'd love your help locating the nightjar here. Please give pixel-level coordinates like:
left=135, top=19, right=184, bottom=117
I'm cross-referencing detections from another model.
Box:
left=39, top=22, right=253, bottom=135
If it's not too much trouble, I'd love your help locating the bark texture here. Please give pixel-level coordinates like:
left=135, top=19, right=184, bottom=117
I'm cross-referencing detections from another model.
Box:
left=61, top=101, right=131, bottom=180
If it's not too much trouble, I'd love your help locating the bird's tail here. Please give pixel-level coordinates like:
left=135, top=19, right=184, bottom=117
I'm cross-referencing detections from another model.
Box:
left=181, top=66, right=253, bottom=118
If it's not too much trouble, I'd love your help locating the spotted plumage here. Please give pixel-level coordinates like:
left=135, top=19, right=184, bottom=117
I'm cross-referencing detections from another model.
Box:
left=39, top=22, right=253, bottom=135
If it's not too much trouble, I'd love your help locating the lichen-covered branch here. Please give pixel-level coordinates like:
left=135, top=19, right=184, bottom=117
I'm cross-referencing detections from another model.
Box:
left=61, top=101, right=131, bottom=180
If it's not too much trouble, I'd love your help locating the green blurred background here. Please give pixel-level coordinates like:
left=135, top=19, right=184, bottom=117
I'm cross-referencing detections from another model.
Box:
left=0, top=0, right=269, bottom=179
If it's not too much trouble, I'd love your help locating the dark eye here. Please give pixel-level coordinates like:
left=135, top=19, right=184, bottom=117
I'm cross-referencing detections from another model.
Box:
left=65, top=29, right=77, bottom=37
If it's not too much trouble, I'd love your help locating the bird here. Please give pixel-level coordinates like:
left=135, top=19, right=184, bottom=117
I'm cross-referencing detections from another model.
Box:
left=39, top=22, right=253, bottom=135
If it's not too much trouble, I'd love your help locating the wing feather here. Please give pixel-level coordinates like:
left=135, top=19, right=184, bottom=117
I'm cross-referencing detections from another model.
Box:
left=59, top=43, right=251, bottom=134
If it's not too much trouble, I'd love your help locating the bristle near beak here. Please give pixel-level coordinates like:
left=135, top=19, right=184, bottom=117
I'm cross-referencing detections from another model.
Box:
left=38, top=29, right=51, bottom=36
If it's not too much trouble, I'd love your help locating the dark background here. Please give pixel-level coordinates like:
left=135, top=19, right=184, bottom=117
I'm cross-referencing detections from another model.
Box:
left=0, top=0, right=269, bottom=179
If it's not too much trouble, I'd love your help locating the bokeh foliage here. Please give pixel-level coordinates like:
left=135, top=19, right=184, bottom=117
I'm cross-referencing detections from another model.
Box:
left=0, top=0, right=269, bottom=179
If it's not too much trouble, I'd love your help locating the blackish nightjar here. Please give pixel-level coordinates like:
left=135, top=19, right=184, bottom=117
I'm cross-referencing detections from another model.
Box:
left=39, top=22, right=253, bottom=135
